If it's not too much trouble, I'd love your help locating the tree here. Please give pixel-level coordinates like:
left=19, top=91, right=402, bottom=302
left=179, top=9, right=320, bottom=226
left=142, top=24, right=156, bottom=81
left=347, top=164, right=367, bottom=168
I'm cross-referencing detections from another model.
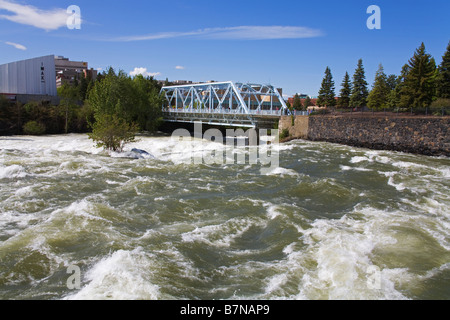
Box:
left=350, top=59, right=369, bottom=109
left=86, top=67, right=163, bottom=151
left=387, top=64, right=409, bottom=109
left=436, top=41, right=450, bottom=99
left=386, top=74, right=399, bottom=92
left=337, top=72, right=352, bottom=108
left=303, top=96, right=312, bottom=109
left=368, top=64, right=390, bottom=110
left=58, top=83, right=81, bottom=133
left=399, top=43, right=436, bottom=109
left=317, top=67, right=336, bottom=107
left=88, top=114, right=139, bottom=152
left=292, top=94, right=303, bottom=111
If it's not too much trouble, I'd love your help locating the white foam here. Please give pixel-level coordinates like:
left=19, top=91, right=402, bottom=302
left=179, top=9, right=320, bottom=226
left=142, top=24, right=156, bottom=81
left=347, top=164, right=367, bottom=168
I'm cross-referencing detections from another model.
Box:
left=181, top=217, right=263, bottom=247
left=340, top=165, right=372, bottom=172
left=65, top=248, right=161, bottom=300
left=264, top=167, right=299, bottom=177
left=350, top=156, right=369, bottom=164
left=296, top=212, right=411, bottom=300
left=0, top=165, right=27, bottom=179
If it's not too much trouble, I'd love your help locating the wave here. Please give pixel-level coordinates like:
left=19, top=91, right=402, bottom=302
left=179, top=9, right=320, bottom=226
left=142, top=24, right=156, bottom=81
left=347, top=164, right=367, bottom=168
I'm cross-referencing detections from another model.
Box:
left=0, top=165, right=27, bottom=179
left=64, top=248, right=161, bottom=300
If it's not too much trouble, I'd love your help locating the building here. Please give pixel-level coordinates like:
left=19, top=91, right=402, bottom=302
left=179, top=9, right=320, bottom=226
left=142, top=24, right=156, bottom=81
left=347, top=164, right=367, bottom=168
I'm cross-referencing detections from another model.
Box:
left=55, top=56, right=97, bottom=88
left=0, top=55, right=57, bottom=96
left=0, top=55, right=97, bottom=104
left=288, top=95, right=318, bottom=107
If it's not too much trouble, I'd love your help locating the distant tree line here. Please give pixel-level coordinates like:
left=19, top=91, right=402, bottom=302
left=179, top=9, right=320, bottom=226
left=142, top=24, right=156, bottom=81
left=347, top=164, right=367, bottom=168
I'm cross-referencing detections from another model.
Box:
left=0, top=68, right=164, bottom=144
left=314, top=41, right=450, bottom=113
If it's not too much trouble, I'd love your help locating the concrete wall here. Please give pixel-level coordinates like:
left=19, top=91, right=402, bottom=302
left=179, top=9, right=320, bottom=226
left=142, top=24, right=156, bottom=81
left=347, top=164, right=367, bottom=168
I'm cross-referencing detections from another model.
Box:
left=279, top=115, right=450, bottom=157
left=279, top=115, right=309, bottom=140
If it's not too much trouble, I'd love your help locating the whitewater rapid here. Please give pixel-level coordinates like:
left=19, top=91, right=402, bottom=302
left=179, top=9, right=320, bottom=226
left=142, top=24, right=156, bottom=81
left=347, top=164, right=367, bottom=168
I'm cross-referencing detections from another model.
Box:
left=0, top=134, right=449, bottom=300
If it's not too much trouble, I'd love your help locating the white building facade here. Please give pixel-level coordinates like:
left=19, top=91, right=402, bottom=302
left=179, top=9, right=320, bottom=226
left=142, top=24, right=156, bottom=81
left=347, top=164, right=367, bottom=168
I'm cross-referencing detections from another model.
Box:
left=0, top=55, right=57, bottom=96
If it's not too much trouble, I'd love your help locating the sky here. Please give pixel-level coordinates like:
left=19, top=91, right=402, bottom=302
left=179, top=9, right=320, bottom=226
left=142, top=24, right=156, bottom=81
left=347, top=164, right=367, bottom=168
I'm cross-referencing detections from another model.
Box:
left=0, top=0, right=449, bottom=97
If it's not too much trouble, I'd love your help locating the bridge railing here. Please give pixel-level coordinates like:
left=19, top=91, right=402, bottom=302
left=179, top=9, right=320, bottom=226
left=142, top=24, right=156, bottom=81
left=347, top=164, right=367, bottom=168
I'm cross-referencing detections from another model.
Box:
left=163, top=107, right=288, bottom=116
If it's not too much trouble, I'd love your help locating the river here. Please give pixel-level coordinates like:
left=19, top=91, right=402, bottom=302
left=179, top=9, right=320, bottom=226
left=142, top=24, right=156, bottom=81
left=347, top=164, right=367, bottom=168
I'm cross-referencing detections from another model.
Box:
left=0, top=133, right=449, bottom=300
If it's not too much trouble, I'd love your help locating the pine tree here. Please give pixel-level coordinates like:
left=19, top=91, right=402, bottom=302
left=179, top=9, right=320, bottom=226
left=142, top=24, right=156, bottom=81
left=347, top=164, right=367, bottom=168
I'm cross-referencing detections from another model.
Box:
left=399, top=43, right=436, bottom=109
left=386, top=74, right=399, bottom=92
left=368, top=64, right=390, bottom=110
left=293, top=93, right=303, bottom=111
left=436, top=41, right=450, bottom=99
left=388, top=64, right=409, bottom=109
left=337, top=72, right=351, bottom=108
left=350, top=59, right=369, bottom=109
left=303, top=96, right=312, bottom=109
left=317, top=67, right=336, bottom=107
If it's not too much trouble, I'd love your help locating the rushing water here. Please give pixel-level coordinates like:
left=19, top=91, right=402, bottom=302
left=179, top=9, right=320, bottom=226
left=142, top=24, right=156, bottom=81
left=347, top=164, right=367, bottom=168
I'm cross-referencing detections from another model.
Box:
left=0, top=133, right=449, bottom=300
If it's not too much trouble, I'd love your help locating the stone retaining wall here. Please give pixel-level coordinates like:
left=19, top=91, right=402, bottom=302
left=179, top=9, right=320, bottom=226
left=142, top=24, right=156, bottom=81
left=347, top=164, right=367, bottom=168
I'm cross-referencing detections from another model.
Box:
left=279, top=115, right=449, bottom=157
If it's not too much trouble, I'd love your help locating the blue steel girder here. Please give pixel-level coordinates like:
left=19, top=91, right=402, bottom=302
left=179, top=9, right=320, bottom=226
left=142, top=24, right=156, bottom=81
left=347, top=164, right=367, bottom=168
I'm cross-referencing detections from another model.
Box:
left=160, top=81, right=291, bottom=127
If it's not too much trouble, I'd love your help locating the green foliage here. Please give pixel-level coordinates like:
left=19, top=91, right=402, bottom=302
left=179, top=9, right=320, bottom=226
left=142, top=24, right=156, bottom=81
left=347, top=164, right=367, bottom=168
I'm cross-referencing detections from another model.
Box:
left=436, top=41, right=450, bottom=99
left=430, top=98, right=450, bottom=108
left=87, top=67, right=163, bottom=132
left=368, top=64, right=390, bottom=110
left=317, top=67, right=336, bottom=107
left=88, top=114, right=139, bottom=152
left=337, top=72, right=352, bottom=108
left=350, top=59, right=369, bottom=108
left=399, top=43, right=436, bottom=109
left=279, top=128, right=290, bottom=140
left=292, top=94, right=303, bottom=111
left=303, top=96, right=312, bottom=108
left=23, top=121, right=46, bottom=135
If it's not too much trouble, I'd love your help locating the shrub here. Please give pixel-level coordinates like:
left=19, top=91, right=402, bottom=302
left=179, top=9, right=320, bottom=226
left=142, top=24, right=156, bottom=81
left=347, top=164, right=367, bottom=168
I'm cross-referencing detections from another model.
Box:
left=23, top=121, right=46, bottom=135
left=88, top=114, right=139, bottom=152
left=279, top=128, right=290, bottom=140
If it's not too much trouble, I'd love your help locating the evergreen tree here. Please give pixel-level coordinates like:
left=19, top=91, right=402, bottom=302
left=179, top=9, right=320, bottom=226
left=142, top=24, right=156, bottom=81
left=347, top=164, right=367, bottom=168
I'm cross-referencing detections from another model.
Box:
left=292, top=93, right=303, bottom=111
left=317, top=67, right=336, bottom=107
left=399, top=43, right=436, bottom=109
left=303, top=96, right=312, bottom=109
left=350, top=59, right=369, bottom=109
left=337, top=72, right=351, bottom=108
left=436, top=41, right=450, bottom=99
left=386, top=74, right=399, bottom=92
left=368, top=64, right=390, bottom=110
left=387, top=64, right=409, bottom=109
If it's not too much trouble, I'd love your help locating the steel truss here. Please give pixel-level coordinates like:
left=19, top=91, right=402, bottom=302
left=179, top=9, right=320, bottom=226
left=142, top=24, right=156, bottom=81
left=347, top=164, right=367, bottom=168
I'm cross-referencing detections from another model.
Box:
left=160, top=81, right=290, bottom=128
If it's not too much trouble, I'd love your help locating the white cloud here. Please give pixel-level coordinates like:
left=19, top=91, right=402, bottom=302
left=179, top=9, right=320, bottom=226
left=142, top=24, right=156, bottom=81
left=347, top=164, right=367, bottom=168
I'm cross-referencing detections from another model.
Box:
left=112, top=25, right=323, bottom=42
left=175, top=66, right=185, bottom=70
left=129, top=67, right=161, bottom=78
left=0, top=0, right=68, bottom=31
left=5, top=41, right=26, bottom=50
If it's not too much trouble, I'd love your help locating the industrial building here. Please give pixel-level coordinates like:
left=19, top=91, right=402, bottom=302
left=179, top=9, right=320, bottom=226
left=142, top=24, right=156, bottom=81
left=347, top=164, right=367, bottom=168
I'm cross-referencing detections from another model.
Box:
left=0, top=55, right=57, bottom=97
left=55, top=56, right=97, bottom=88
left=0, top=55, right=96, bottom=104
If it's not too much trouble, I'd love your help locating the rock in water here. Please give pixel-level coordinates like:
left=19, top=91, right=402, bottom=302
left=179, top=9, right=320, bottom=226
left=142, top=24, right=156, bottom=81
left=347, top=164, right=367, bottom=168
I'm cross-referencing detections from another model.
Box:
left=130, top=148, right=155, bottom=159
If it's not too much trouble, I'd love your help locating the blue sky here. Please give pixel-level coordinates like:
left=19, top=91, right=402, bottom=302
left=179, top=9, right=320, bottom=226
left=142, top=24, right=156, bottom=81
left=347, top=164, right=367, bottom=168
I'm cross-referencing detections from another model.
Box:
left=0, top=0, right=449, bottom=97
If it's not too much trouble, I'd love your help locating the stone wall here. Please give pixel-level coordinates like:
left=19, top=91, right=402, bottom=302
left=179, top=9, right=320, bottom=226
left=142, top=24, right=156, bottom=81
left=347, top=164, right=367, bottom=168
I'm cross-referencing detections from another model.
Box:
left=307, top=115, right=450, bottom=157
left=279, top=115, right=309, bottom=141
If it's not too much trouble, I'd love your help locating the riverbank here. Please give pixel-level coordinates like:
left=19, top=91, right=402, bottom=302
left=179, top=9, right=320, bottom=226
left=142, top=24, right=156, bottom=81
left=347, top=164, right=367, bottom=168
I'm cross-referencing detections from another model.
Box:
left=279, top=115, right=450, bottom=157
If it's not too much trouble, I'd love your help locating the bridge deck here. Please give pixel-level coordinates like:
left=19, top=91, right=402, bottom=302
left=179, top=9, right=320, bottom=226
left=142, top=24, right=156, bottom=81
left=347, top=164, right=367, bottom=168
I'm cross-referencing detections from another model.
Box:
left=162, top=108, right=286, bottom=128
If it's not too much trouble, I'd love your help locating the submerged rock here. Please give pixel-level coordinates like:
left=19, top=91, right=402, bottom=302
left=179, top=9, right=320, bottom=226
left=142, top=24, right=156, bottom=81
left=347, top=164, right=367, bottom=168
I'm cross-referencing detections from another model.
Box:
left=129, top=148, right=155, bottom=159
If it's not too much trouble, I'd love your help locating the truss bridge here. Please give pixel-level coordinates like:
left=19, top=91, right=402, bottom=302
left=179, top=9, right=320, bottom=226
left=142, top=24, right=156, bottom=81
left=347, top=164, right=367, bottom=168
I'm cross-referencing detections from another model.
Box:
left=161, top=81, right=291, bottom=129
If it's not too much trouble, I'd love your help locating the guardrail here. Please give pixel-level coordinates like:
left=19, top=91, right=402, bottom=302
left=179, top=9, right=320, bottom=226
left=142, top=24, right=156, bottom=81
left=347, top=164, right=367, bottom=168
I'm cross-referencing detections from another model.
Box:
left=162, top=108, right=289, bottom=116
